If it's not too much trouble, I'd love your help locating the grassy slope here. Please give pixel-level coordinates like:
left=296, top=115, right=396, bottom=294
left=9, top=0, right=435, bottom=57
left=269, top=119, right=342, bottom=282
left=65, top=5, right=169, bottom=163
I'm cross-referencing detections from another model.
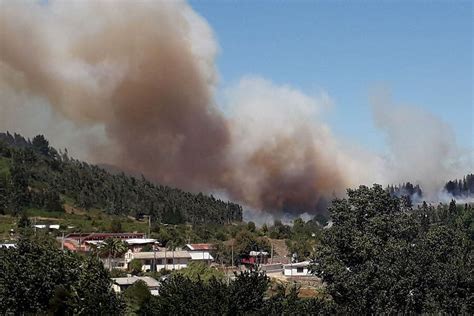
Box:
left=1, top=206, right=149, bottom=240
left=0, top=159, right=149, bottom=240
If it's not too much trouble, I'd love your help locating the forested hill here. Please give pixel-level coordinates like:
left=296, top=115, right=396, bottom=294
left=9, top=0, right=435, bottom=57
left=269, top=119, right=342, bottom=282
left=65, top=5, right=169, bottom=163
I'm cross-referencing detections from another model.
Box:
left=445, top=174, right=474, bottom=197
left=0, top=132, right=242, bottom=224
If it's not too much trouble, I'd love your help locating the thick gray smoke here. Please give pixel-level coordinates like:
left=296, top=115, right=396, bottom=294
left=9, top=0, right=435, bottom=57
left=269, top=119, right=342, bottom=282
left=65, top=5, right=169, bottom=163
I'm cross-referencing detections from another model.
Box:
left=371, top=90, right=472, bottom=200
left=0, top=0, right=470, bottom=217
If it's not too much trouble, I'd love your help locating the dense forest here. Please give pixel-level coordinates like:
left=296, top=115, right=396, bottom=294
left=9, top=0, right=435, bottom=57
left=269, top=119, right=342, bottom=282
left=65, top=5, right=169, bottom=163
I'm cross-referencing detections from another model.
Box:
left=0, top=132, right=242, bottom=224
left=445, top=174, right=474, bottom=197
left=388, top=175, right=474, bottom=203
left=387, top=182, right=423, bottom=199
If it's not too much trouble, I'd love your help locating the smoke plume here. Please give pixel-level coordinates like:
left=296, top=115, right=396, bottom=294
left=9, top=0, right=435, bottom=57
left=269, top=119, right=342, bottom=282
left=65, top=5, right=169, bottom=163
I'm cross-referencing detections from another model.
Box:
left=371, top=90, right=470, bottom=200
left=0, top=0, right=470, bottom=217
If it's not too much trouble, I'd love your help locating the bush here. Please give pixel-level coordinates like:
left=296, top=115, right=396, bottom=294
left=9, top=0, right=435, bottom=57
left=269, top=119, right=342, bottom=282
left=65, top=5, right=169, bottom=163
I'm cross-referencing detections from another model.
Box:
left=128, top=258, right=143, bottom=275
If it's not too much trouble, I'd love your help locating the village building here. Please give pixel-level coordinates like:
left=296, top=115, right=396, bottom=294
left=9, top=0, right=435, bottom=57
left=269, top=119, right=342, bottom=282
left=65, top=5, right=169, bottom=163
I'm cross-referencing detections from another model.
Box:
left=0, top=243, right=16, bottom=249
left=240, top=250, right=269, bottom=265
left=111, top=276, right=160, bottom=295
left=183, top=243, right=214, bottom=264
left=125, top=250, right=192, bottom=271
left=85, top=238, right=157, bottom=253
left=60, top=232, right=147, bottom=252
left=283, top=261, right=312, bottom=277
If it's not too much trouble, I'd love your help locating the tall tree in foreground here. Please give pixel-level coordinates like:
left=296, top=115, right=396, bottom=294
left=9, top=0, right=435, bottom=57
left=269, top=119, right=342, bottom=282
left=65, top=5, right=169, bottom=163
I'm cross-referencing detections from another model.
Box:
left=0, top=233, right=124, bottom=314
left=312, top=184, right=473, bottom=314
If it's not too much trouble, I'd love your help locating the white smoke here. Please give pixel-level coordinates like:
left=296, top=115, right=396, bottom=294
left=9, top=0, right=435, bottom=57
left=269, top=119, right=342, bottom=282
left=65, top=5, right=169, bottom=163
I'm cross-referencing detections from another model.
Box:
left=371, top=89, right=470, bottom=199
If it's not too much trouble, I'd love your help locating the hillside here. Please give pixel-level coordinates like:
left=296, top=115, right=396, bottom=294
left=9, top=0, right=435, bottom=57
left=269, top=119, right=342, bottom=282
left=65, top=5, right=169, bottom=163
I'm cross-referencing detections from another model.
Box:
left=0, top=132, right=242, bottom=225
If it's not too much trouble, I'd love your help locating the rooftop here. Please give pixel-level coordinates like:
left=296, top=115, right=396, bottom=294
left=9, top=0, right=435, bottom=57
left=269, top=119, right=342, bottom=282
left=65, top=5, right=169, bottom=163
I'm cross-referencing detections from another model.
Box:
left=132, top=250, right=191, bottom=260
left=85, top=238, right=157, bottom=246
left=112, top=276, right=160, bottom=287
left=185, top=243, right=214, bottom=251
left=66, top=232, right=145, bottom=242
left=283, top=261, right=311, bottom=268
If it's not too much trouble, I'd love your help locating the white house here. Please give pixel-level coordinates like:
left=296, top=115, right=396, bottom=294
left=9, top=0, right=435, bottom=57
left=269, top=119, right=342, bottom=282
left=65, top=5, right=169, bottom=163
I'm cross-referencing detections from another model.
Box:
left=86, top=238, right=157, bottom=254
left=125, top=238, right=158, bottom=253
left=112, top=276, right=160, bottom=295
left=283, top=261, right=312, bottom=277
left=184, top=243, right=214, bottom=264
left=125, top=249, right=191, bottom=271
left=0, top=243, right=16, bottom=249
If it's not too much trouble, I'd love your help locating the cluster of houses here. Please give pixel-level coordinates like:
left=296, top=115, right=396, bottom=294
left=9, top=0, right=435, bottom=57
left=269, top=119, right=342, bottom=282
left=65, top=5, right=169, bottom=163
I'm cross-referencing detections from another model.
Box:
left=56, top=232, right=313, bottom=277
left=3, top=229, right=314, bottom=297
left=59, top=232, right=215, bottom=272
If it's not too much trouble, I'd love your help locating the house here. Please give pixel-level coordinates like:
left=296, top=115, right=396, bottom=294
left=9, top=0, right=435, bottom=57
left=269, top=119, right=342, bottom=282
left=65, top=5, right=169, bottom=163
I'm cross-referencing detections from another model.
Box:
left=85, top=238, right=157, bottom=253
left=283, top=261, right=312, bottom=277
left=61, top=232, right=147, bottom=252
left=33, top=224, right=59, bottom=230
left=125, top=249, right=192, bottom=271
left=240, top=251, right=269, bottom=265
left=112, top=276, right=160, bottom=295
left=0, top=243, right=16, bottom=249
left=184, top=243, right=214, bottom=264
left=124, top=238, right=158, bottom=252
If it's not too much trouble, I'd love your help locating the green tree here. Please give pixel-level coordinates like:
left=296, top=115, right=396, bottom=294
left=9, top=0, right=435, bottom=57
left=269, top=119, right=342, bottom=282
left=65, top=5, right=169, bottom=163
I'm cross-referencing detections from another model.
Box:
left=176, top=261, right=225, bottom=283
left=247, top=221, right=256, bottom=232
left=110, top=218, right=123, bottom=233
left=124, top=280, right=151, bottom=315
left=75, top=255, right=125, bottom=315
left=129, top=258, right=143, bottom=275
left=234, top=230, right=270, bottom=260
left=17, top=211, right=31, bottom=229
left=312, top=184, right=473, bottom=314
left=0, top=234, right=124, bottom=314
left=99, top=238, right=128, bottom=270
left=32, top=135, right=50, bottom=156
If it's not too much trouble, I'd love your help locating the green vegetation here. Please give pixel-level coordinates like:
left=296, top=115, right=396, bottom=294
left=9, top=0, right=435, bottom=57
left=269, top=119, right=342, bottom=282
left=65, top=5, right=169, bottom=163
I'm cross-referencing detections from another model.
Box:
left=97, top=238, right=129, bottom=270
left=174, top=261, right=225, bottom=283
left=0, top=132, right=242, bottom=226
left=129, top=259, right=144, bottom=275
left=123, top=280, right=152, bottom=315
left=0, top=232, right=124, bottom=314
left=0, top=157, right=10, bottom=177
left=139, top=270, right=333, bottom=315
left=312, top=185, right=473, bottom=314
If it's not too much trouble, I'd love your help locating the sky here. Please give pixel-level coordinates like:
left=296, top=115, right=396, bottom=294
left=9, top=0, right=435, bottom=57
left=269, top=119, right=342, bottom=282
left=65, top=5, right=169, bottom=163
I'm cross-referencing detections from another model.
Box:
left=189, top=0, right=473, bottom=153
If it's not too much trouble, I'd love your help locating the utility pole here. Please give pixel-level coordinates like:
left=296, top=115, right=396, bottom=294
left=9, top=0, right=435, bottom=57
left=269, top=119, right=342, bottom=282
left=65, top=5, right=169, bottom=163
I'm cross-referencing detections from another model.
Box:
left=148, top=215, right=151, bottom=239
left=152, top=242, right=156, bottom=273
left=231, top=242, right=234, bottom=268
left=271, top=243, right=273, bottom=264
left=61, top=232, right=65, bottom=251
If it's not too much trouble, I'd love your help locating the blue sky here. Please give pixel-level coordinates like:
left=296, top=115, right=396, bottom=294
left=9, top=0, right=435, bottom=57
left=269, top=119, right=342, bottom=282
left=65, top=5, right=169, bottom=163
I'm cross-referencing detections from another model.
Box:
left=189, top=0, right=473, bottom=152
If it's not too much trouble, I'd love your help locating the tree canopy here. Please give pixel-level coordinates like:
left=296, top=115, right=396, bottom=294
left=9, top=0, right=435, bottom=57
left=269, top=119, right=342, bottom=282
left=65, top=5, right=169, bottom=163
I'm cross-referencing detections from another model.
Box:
left=0, top=233, right=124, bottom=314
left=312, top=184, right=473, bottom=314
left=0, top=131, right=242, bottom=224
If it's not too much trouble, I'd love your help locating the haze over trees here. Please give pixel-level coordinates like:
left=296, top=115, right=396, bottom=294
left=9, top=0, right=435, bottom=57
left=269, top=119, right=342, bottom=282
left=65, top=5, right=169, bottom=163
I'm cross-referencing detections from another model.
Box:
left=445, top=174, right=474, bottom=197
left=0, top=132, right=242, bottom=224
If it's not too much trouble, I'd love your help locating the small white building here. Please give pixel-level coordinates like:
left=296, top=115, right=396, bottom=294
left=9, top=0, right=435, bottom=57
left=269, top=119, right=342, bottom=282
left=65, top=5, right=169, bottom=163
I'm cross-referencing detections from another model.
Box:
left=86, top=238, right=157, bottom=254
left=0, top=243, right=16, bottom=249
left=283, top=261, right=312, bottom=277
left=184, top=243, right=214, bottom=264
left=112, top=276, right=160, bottom=295
left=125, top=250, right=192, bottom=271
